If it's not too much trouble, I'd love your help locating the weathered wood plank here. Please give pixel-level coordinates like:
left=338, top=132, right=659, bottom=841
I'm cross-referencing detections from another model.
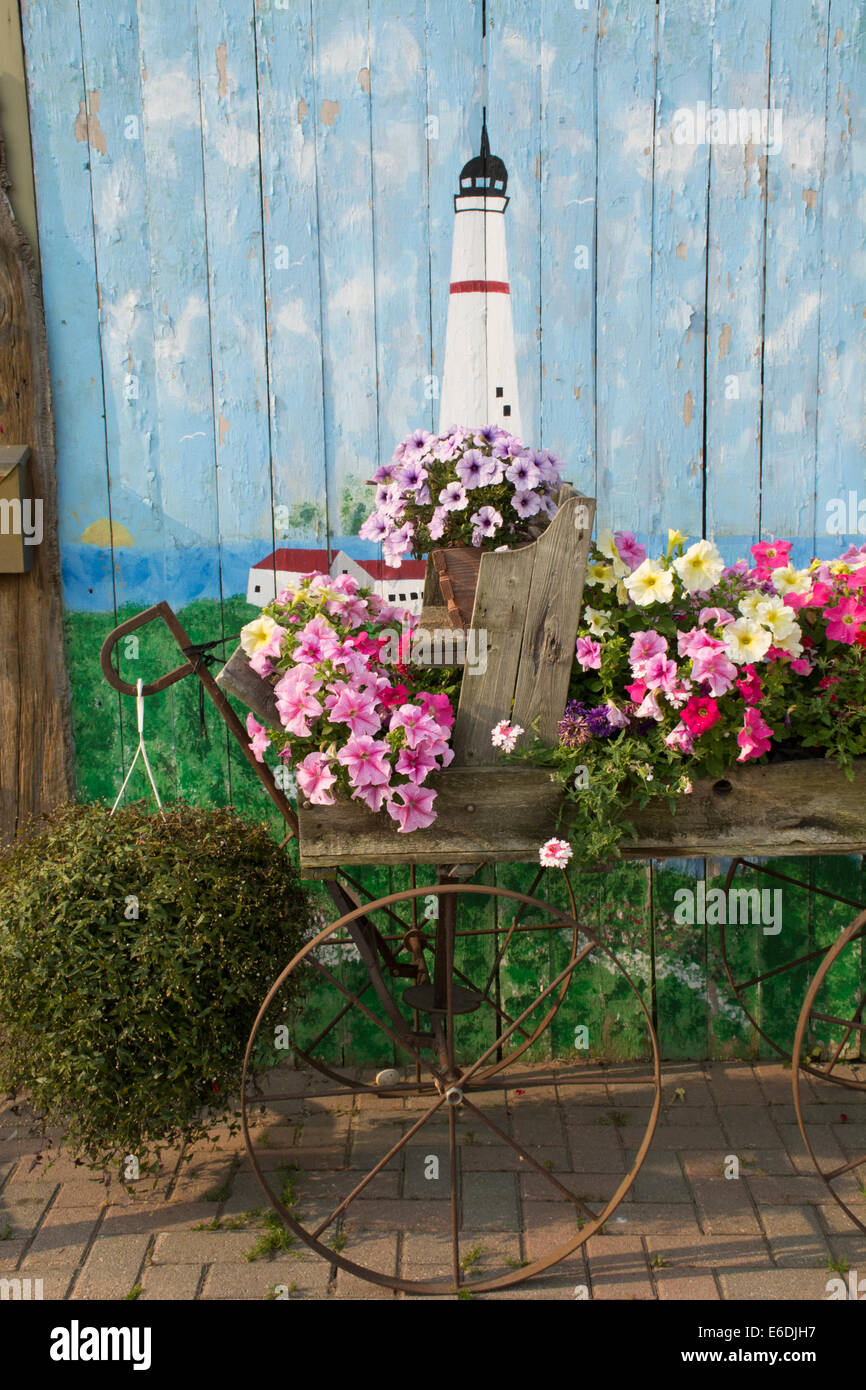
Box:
left=539, top=0, right=598, bottom=482
left=297, top=758, right=866, bottom=871
left=451, top=541, right=536, bottom=764
left=510, top=492, right=595, bottom=743
left=814, top=0, right=866, bottom=562
left=704, top=0, right=772, bottom=553
left=594, top=0, right=657, bottom=544
left=758, top=0, right=829, bottom=553
left=0, top=124, right=74, bottom=842
left=649, top=0, right=713, bottom=545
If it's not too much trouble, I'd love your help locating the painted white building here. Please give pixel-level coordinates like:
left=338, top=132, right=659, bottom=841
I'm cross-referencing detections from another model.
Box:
left=439, top=119, right=522, bottom=437
left=247, top=548, right=426, bottom=614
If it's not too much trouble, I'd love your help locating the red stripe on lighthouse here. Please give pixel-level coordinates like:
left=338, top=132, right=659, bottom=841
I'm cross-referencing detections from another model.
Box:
left=449, top=279, right=510, bottom=294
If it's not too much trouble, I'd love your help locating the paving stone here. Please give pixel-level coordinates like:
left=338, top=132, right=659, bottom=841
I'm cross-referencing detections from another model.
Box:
left=705, top=1065, right=765, bottom=1106
left=461, top=1171, right=520, bottom=1230
left=692, top=1179, right=763, bottom=1235
left=140, top=1263, right=203, bottom=1300
left=719, top=1105, right=785, bottom=1146
left=340, top=1198, right=452, bottom=1234
left=719, top=1268, right=837, bottom=1300
left=775, top=1122, right=847, bottom=1172
left=644, top=1124, right=727, bottom=1150
left=331, top=1235, right=398, bottom=1298
left=626, top=1149, right=691, bottom=1203
left=655, top=1269, right=719, bottom=1299
left=0, top=1237, right=28, bottom=1269
left=510, top=1104, right=566, bottom=1147
left=0, top=1269, right=75, bottom=1300
left=754, top=1063, right=806, bottom=1105
left=152, top=1230, right=264, bottom=1264
left=681, top=1151, right=735, bottom=1181
left=21, top=1206, right=100, bottom=1267
left=201, top=1258, right=330, bottom=1300
left=586, top=1234, right=653, bottom=1299
left=746, top=1174, right=827, bottom=1206
left=519, top=1170, right=622, bottom=1204
left=601, top=1203, right=701, bottom=1237
left=644, top=1231, right=768, bottom=1269
left=70, top=1234, right=150, bottom=1298
left=757, top=1204, right=833, bottom=1267
left=0, top=1196, right=54, bottom=1238
left=50, top=1181, right=110, bottom=1208
left=402, top=1144, right=450, bottom=1199
left=100, top=1201, right=217, bottom=1236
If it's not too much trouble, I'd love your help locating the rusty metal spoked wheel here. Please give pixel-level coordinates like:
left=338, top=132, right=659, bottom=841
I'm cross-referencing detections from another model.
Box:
left=792, top=910, right=866, bottom=1235
left=241, top=881, right=661, bottom=1295
left=720, top=857, right=866, bottom=1086
left=267, top=864, right=582, bottom=1094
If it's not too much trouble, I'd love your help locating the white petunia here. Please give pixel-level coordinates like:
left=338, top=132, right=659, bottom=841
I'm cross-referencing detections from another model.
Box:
left=623, top=558, right=675, bottom=607
left=723, top=618, right=773, bottom=664
left=672, top=539, right=725, bottom=593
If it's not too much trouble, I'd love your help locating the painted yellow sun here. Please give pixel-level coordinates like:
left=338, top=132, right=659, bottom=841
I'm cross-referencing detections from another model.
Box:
left=81, top=519, right=133, bottom=547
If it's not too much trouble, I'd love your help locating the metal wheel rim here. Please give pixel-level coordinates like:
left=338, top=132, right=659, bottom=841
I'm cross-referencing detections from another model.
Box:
left=241, top=881, right=662, bottom=1295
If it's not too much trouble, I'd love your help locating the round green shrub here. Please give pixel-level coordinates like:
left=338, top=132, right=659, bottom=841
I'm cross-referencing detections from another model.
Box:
left=0, top=802, right=314, bottom=1174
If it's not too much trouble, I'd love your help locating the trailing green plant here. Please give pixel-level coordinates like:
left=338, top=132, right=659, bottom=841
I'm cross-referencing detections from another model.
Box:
left=0, top=802, right=314, bottom=1178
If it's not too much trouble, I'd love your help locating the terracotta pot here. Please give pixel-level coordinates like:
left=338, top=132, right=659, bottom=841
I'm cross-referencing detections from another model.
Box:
left=429, top=545, right=483, bottom=629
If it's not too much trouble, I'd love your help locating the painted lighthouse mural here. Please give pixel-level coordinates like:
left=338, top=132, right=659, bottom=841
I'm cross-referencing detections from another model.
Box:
left=439, top=115, right=522, bottom=437
left=246, top=115, right=522, bottom=608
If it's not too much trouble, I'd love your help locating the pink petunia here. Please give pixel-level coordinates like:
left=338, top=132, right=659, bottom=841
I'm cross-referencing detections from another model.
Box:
left=296, top=752, right=337, bottom=806
left=751, top=539, right=792, bottom=579
left=736, top=665, right=763, bottom=704
left=823, top=595, right=866, bottom=644
left=677, top=627, right=725, bottom=660
left=789, top=657, right=813, bottom=675
left=614, top=531, right=647, bottom=571
left=396, top=744, right=438, bottom=784
left=351, top=783, right=393, bottom=813
left=698, top=606, right=735, bottom=627
left=642, top=653, right=680, bottom=693
left=690, top=647, right=738, bottom=697
left=388, top=783, right=437, bottom=833
left=664, top=721, right=694, bottom=754
left=635, top=689, right=665, bottom=722
left=292, top=615, right=340, bottom=665
left=327, top=681, right=382, bottom=738
left=624, top=679, right=647, bottom=704
left=629, top=630, right=667, bottom=672
left=276, top=688, right=323, bottom=738
left=418, top=690, right=455, bottom=729
left=246, top=713, right=270, bottom=763
left=736, top=707, right=774, bottom=762
left=576, top=636, right=602, bottom=670
left=337, top=735, right=392, bottom=787
left=681, top=695, right=721, bottom=736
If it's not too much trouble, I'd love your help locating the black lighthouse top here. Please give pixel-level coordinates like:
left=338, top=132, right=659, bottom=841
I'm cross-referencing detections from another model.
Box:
left=457, top=114, right=508, bottom=199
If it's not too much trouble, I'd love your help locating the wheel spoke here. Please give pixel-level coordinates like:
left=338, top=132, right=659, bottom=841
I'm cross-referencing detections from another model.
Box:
left=449, top=1104, right=460, bottom=1289
left=458, top=937, right=598, bottom=1090
left=303, top=955, right=446, bottom=1087
left=809, top=1011, right=866, bottom=1034
left=481, top=866, right=546, bottom=999
left=825, top=1151, right=866, bottom=1182
left=310, top=1092, right=447, bottom=1240
left=461, top=1095, right=598, bottom=1220
left=732, top=859, right=866, bottom=914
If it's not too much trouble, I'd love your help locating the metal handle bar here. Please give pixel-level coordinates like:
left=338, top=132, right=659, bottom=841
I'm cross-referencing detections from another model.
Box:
left=99, top=601, right=196, bottom=697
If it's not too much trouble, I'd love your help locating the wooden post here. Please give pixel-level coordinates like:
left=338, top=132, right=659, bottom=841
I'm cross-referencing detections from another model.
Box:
left=0, top=121, right=74, bottom=843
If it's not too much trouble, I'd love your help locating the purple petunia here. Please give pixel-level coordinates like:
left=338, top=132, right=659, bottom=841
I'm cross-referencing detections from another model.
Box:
left=505, top=454, right=542, bottom=491
left=455, top=449, right=486, bottom=489
left=511, top=489, right=543, bottom=519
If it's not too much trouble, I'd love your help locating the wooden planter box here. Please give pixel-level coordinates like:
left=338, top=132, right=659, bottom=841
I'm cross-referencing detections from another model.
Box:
left=295, top=758, right=866, bottom=872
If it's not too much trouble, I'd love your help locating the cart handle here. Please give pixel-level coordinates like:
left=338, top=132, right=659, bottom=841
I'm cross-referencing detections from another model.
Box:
left=100, top=601, right=196, bottom=697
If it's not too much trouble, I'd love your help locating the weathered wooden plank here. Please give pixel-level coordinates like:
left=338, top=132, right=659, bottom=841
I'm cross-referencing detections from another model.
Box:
left=814, top=0, right=866, bottom=562
left=311, top=0, right=378, bottom=536
left=298, top=758, right=866, bottom=871
left=198, top=1, right=272, bottom=564
left=758, top=0, right=829, bottom=554
left=253, top=0, right=326, bottom=557
left=0, top=126, right=74, bottom=843
left=426, top=0, right=482, bottom=429
left=539, top=0, right=598, bottom=483
left=649, top=0, right=713, bottom=545
left=487, top=0, right=542, bottom=445
left=450, top=542, right=536, bottom=764
left=368, top=0, right=432, bottom=457
left=216, top=644, right=279, bottom=728
left=704, top=0, right=772, bottom=554
left=511, top=492, right=595, bottom=743
left=594, top=0, right=657, bottom=543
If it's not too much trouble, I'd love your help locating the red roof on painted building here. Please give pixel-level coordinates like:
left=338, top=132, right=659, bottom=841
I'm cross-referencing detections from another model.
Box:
left=356, top=558, right=426, bottom=580
left=251, top=548, right=425, bottom=579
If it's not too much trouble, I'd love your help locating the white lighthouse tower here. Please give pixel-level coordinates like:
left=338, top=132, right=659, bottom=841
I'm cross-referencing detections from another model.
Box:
left=438, top=116, right=522, bottom=437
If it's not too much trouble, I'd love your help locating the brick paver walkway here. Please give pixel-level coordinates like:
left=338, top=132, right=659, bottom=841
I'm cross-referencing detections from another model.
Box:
left=2, top=1062, right=864, bottom=1300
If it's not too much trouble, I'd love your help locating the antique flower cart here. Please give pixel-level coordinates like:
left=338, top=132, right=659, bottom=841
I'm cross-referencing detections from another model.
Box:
left=100, top=491, right=866, bottom=1296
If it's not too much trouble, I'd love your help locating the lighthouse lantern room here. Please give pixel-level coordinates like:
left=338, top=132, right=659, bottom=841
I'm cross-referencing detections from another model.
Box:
left=438, top=115, right=522, bottom=438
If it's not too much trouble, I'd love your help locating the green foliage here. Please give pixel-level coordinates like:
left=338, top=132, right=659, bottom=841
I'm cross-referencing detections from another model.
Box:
left=0, top=802, right=314, bottom=1176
